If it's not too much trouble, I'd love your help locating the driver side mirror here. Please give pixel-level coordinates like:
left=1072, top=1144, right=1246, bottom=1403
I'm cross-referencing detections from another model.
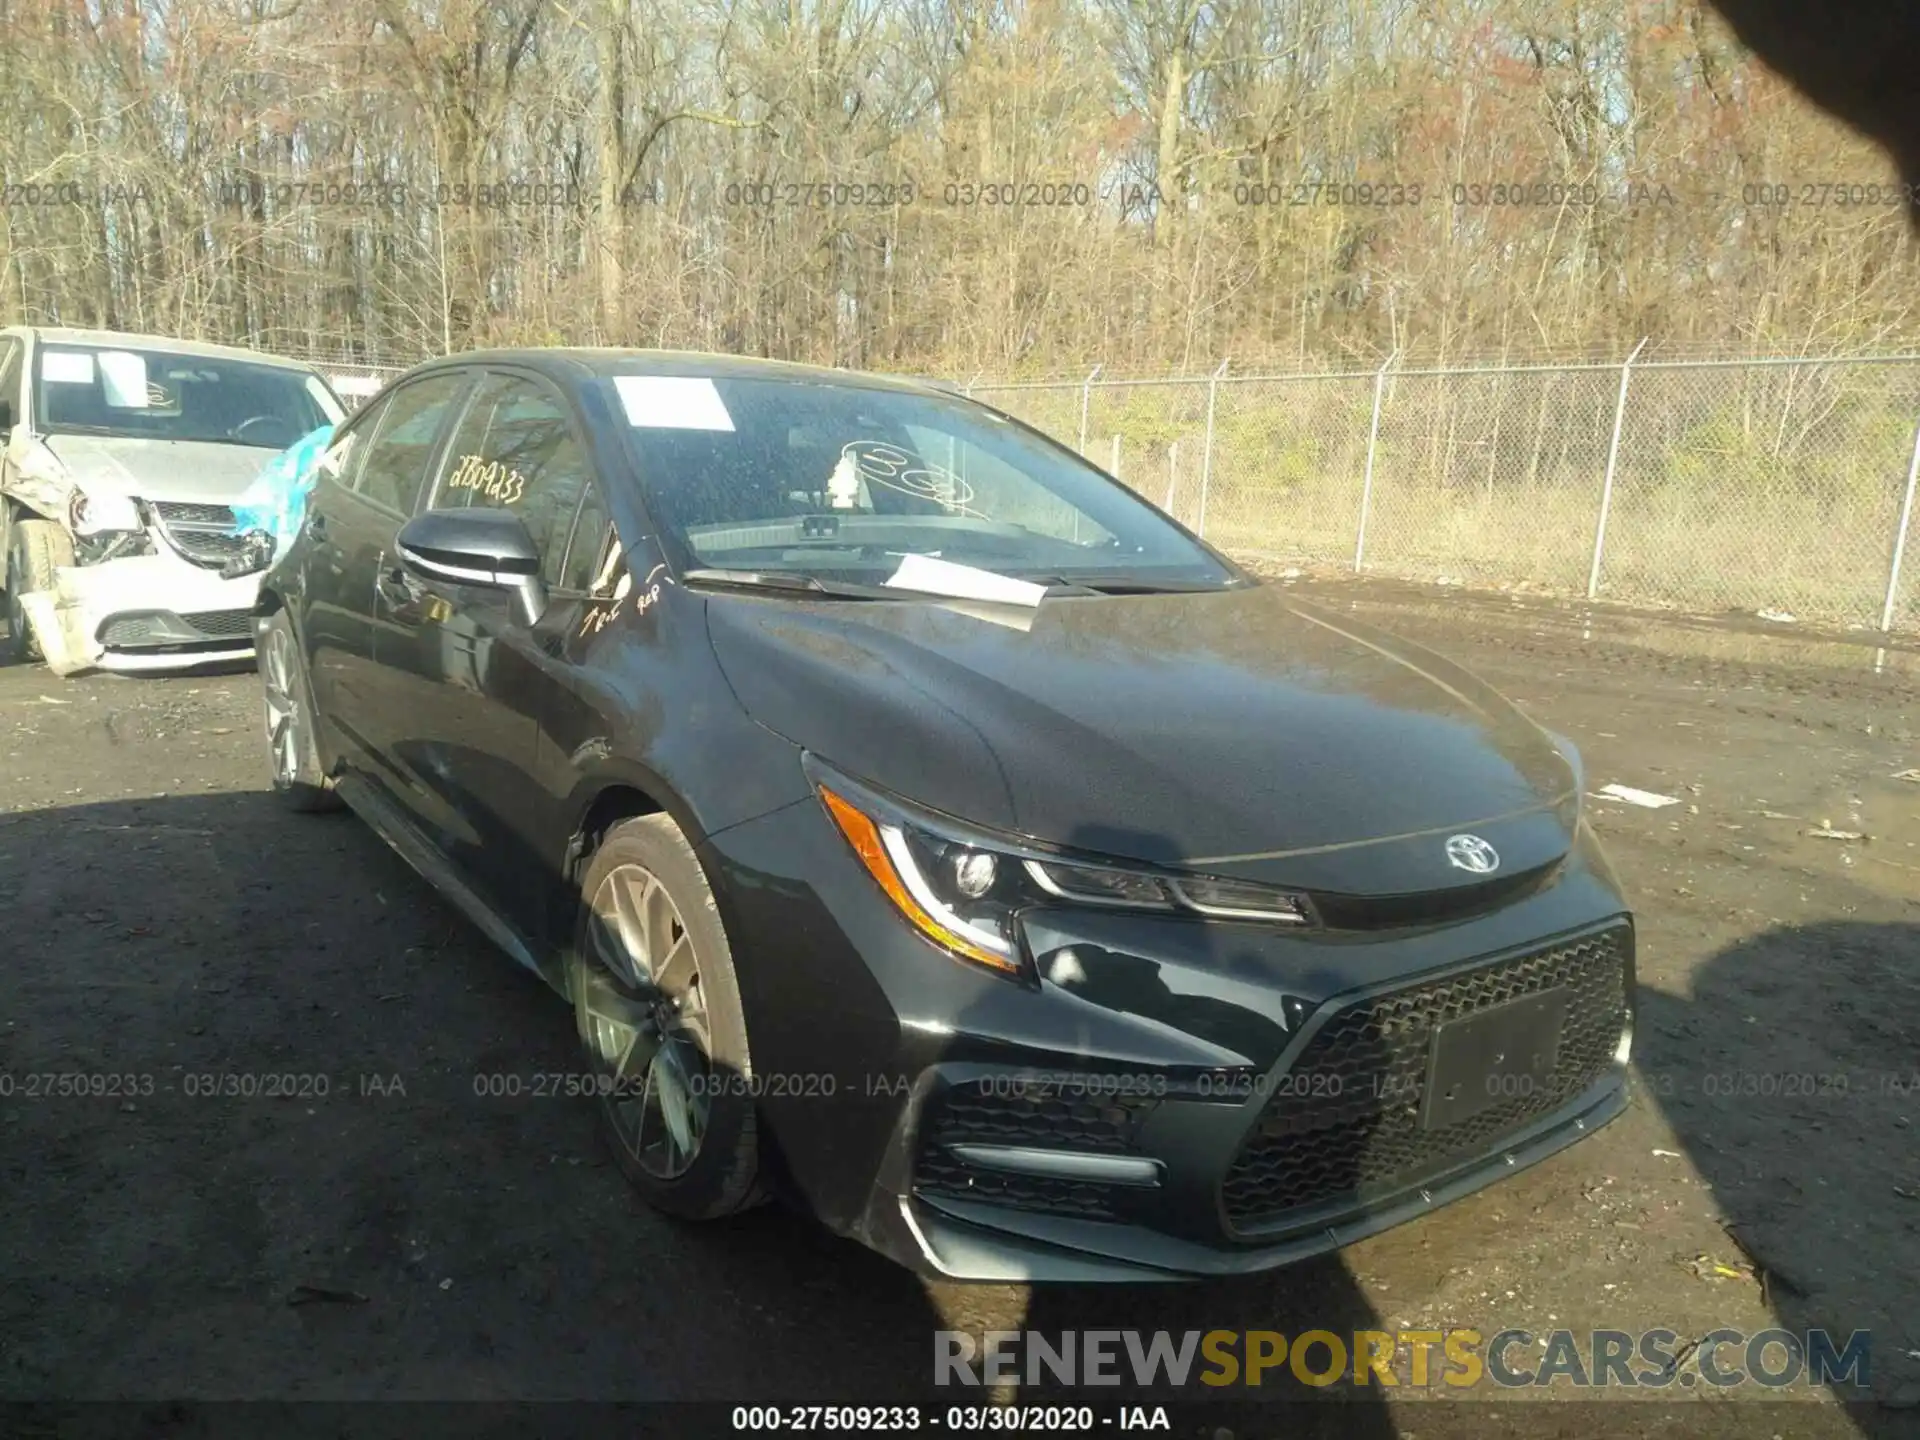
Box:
left=396, top=508, right=548, bottom=627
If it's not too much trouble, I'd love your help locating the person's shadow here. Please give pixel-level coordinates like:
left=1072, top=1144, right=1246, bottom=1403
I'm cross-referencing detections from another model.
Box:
left=1633, top=919, right=1920, bottom=1433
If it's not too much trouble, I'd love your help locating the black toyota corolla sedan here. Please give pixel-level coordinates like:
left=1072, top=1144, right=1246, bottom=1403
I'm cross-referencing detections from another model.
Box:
left=256, top=348, right=1634, bottom=1282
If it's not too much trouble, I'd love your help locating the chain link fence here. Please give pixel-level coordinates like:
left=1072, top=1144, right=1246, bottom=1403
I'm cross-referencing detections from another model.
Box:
left=969, top=355, right=1920, bottom=633
left=308, top=359, right=410, bottom=411
left=278, top=346, right=1920, bottom=632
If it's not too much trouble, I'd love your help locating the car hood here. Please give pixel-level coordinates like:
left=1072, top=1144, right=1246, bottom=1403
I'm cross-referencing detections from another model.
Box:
left=704, top=582, right=1583, bottom=897
left=38, top=434, right=274, bottom=505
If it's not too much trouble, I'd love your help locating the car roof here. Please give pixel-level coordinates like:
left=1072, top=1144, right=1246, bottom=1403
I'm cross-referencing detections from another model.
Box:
left=402, top=346, right=954, bottom=398
left=0, top=325, right=321, bottom=372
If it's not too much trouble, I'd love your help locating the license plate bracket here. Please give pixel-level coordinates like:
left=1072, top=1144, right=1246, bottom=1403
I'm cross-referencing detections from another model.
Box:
left=1420, top=988, right=1568, bottom=1131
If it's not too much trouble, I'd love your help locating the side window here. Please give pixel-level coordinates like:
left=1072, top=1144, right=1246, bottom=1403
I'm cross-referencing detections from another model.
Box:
left=318, top=396, right=388, bottom=490
left=0, top=340, right=20, bottom=418
left=433, top=375, right=595, bottom=586
left=559, top=483, right=613, bottom=593
left=355, top=373, right=468, bottom=514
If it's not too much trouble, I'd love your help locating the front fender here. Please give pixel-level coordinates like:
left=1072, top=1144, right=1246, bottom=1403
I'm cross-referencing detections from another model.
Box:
left=3, top=432, right=76, bottom=523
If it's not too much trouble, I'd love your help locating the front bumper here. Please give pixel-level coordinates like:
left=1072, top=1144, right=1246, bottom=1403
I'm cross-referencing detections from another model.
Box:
left=32, top=550, right=260, bottom=675
left=707, top=800, right=1635, bottom=1282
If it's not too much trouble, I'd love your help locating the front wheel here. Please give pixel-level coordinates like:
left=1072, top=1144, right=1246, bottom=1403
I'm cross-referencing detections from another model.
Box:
left=6, top=518, right=74, bottom=665
left=257, top=608, right=341, bottom=812
left=571, top=813, right=764, bottom=1219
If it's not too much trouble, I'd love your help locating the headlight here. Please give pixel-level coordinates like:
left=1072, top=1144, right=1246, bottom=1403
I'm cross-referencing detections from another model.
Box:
left=812, top=762, right=1314, bottom=981
left=70, top=488, right=143, bottom=536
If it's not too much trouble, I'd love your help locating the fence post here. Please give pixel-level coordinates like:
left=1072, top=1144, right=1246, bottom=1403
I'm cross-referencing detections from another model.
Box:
left=1110, top=434, right=1121, bottom=478
left=1196, top=359, right=1230, bottom=538
left=1165, top=441, right=1180, bottom=511
left=1353, top=350, right=1398, bottom=573
left=1880, top=411, right=1920, bottom=631
left=963, top=370, right=981, bottom=398
left=1077, top=365, right=1102, bottom=454
left=1587, top=337, right=1649, bottom=600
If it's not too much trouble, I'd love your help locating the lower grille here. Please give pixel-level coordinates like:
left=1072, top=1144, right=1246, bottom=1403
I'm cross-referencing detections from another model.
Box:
left=180, top=608, right=254, bottom=639
left=149, top=502, right=248, bottom=569
left=1220, top=925, right=1631, bottom=1233
left=100, top=609, right=255, bottom=648
left=99, top=615, right=160, bottom=646
left=913, top=1082, right=1160, bottom=1221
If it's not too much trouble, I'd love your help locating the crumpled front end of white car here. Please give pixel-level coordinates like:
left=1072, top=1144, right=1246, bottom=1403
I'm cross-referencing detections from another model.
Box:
left=28, top=488, right=262, bottom=676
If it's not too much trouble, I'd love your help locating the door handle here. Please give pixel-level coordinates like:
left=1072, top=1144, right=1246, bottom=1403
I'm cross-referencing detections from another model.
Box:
left=307, top=512, right=329, bottom=542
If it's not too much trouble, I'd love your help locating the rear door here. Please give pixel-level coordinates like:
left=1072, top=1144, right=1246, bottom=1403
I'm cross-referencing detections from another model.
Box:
left=366, top=368, right=600, bottom=940
left=299, top=370, right=472, bottom=778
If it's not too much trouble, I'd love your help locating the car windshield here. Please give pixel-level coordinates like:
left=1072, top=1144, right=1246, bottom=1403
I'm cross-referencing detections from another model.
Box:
left=607, top=373, right=1235, bottom=591
left=32, top=343, right=344, bottom=449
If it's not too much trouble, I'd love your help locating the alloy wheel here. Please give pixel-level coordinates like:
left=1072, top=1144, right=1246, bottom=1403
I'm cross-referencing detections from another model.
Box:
left=579, top=863, right=712, bottom=1179
left=261, top=625, right=302, bottom=787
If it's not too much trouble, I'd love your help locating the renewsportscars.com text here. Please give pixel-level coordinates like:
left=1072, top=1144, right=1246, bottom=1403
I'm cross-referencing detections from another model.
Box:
left=935, top=1327, right=1871, bottom=1390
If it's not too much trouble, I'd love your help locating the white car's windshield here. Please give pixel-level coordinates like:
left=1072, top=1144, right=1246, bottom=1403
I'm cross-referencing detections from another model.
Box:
left=609, top=374, right=1235, bottom=591
left=32, top=344, right=344, bottom=450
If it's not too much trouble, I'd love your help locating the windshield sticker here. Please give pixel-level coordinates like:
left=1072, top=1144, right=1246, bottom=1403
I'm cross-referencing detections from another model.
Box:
left=613, top=375, right=735, bottom=432
left=41, top=351, right=95, bottom=384
left=98, top=351, right=151, bottom=409
left=840, top=440, right=987, bottom=519
left=445, top=454, right=528, bottom=505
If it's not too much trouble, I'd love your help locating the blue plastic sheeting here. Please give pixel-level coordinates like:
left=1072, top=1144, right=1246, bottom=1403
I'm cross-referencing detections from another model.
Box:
left=229, top=423, right=336, bottom=554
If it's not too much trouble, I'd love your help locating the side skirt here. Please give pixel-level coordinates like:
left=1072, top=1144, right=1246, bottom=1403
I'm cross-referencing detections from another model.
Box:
left=334, top=772, right=558, bottom=991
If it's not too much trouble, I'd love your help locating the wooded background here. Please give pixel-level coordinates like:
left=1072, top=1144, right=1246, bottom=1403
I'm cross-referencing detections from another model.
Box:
left=2, top=0, right=1916, bottom=375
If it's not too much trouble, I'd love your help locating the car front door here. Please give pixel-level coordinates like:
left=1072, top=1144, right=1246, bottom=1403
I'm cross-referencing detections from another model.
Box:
left=367, top=368, right=600, bottom=941
left=297, top=371, right=472, bottom=777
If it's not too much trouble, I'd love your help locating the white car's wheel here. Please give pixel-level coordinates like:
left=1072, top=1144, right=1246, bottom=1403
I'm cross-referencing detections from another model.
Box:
left=5, top=519, right=72, bottom=666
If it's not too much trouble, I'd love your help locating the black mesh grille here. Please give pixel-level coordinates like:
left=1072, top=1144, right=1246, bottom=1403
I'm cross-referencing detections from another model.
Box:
left=912, top=1082, right=1160, bottom=1220
left=99, top=615, right=159, bottom=646
left=150, top=502, right=247, bottom=568
left=1220, top=925, right=1630, bottom=1233
left=181, top=609, right=254, bottom=639
left=150, top=501, right=235, bottom=527
left=100, top=609, right=255, bottom=648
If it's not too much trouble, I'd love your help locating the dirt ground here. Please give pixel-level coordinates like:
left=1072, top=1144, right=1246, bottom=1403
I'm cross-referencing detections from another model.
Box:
left=2, top=579, right=1917, bottom=1437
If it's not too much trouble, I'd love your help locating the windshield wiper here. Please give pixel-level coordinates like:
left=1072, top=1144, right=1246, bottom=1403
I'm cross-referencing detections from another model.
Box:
left=1017, top=573, right=1235, bottom=595
left=682, top=567, right=898, bottom=599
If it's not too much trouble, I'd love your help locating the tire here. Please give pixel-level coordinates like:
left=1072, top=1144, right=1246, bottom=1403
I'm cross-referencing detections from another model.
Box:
left=257, top=608, right=342, bottom=812
left=6, top=518, right=73, bottom=665
left=571, top=813, right=765, bottom=1220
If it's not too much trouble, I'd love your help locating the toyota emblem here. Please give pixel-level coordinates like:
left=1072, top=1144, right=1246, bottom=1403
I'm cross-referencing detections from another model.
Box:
left=1445, top=834, right=1500, bottom=874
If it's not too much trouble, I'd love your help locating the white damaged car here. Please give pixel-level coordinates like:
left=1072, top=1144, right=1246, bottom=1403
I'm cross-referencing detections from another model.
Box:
left=0, top=327, right=346, bottom=673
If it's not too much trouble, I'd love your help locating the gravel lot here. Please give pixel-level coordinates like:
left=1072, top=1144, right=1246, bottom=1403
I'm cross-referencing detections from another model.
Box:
left=2, top=581, right=1917, bottom=1437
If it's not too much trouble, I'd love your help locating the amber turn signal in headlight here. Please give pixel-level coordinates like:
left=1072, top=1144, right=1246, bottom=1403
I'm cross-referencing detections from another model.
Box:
left=815, top=769, right=1319, bottom=982
left=818, top=786, right=1026, bottom=976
